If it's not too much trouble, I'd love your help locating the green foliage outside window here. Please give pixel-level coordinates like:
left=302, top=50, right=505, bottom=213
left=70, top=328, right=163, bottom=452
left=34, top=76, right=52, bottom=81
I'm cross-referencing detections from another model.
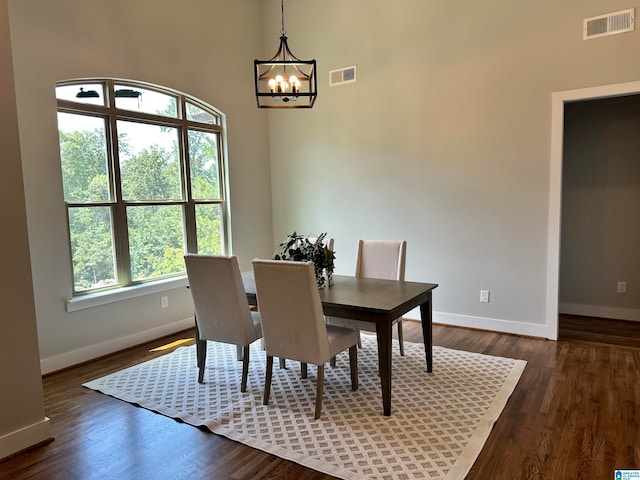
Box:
left=57, top=81, right=226, bottom=293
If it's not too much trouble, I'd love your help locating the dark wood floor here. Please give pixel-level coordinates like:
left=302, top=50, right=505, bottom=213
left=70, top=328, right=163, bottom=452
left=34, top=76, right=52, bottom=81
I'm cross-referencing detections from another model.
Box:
left=559, top=313, right=640, bottom=349
left=2, top=315, right=639, bottom=479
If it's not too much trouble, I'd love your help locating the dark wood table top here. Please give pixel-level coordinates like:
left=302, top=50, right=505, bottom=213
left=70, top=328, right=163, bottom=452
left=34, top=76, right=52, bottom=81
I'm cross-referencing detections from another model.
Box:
left=242, top=272, right=438, bottom=325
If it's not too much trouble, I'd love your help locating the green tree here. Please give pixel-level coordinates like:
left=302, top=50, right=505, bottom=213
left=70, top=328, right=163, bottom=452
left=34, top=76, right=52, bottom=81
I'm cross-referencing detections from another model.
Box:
left=68, top=206, right=114, bottom=289
left=188, top=130, right=219, bottom=199
left=59, top=128, right=110, bottom=202
left=120, top=144, right=181, bottom=201
left=59, top=114, right=223, bottom=290
left=127, top=204, right=184, bottom=280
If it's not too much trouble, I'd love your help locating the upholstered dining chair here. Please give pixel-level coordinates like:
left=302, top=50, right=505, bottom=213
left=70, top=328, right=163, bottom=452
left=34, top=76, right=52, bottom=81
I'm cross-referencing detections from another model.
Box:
left=184, top=254, right=262, bottom=391
left=252, top=259, right=358, bottom=419
left=277, top=235, right=335, bottom=371
left=308, top=236, right=334, bottom=252
left=328, top=239, right=407, bottom=356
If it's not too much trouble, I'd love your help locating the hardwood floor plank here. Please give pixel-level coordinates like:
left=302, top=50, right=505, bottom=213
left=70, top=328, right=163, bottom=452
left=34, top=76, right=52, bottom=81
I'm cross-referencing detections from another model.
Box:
left=2, top=316, right=640, bottom=479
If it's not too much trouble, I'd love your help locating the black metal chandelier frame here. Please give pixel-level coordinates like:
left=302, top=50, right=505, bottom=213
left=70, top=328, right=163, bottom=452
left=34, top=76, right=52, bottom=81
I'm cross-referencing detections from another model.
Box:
left=254, top=0, right=317, bottom=109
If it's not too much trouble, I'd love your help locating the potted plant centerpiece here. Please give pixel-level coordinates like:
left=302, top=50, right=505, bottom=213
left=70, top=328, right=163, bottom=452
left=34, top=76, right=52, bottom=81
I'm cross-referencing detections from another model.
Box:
left=273, top=231, right=335, bottom=288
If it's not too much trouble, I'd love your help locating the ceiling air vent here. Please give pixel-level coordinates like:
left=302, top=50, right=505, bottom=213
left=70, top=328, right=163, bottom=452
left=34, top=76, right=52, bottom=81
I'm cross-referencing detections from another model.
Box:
left=583, top=8, right=634, bottom=40
left=329, top=65, right=357, bottom=87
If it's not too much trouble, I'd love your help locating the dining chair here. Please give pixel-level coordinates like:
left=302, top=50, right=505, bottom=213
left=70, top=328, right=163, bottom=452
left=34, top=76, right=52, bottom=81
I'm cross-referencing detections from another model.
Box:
left=308, top=236, right=334, bottom=252
left=184, top=254, right=262, bottom=391
left=252, top=258, right=358, bottom=419
left=276, top=235, right=336, bottom=369
left=328, top=239, right=407, bottom=356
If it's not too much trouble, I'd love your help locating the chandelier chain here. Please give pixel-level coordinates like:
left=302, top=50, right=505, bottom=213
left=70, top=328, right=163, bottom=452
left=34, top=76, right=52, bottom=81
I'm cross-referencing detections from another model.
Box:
left=280, top=0, right=286, bottom=35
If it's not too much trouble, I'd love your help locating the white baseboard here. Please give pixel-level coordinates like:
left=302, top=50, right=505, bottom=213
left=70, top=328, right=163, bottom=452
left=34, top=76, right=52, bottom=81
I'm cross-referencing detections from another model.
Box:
left=41, top=308, right=556, bottom=376
left=559, top=303, right=640, bottom=322
left=0, top=417, right=52, bottom=460
left=405, top=310, right=550, bottom=338
left=40, top=316, right=195, bottom=374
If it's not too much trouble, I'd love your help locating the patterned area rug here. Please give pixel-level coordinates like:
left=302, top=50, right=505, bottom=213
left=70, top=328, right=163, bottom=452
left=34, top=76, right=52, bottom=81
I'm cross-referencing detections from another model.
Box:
left=84, top=336, right=526, bottom=479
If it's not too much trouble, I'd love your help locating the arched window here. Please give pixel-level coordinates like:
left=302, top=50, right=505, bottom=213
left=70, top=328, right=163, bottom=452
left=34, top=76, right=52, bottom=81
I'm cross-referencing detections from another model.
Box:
left=56, top=80, right=229, bottom=295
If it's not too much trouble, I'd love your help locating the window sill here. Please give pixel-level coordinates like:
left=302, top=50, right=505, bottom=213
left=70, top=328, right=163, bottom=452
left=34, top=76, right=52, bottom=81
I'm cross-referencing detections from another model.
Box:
left=66, top=276, right=189, bottom=312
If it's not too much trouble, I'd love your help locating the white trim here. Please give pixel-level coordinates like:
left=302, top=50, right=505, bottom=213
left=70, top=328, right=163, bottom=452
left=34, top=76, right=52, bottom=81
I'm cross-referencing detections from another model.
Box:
left=583, top=8, right=635, bottom=40
left=66, top=276, right=189, bottom=312
left=547, top=80, right=640, bottom=341
left=0, top=417, right=52, bottom=460
left=40, top=316, right=194, bottom=374
left=406, top=311, right=549, bottom=338
left=559, top=303, right=640, bottom=322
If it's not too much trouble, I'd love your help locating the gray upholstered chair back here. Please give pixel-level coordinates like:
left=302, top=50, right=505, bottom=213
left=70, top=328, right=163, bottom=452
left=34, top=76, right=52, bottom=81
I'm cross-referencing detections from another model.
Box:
left=307, top=236, right=334, bottom=252
left=355, top=239, right=406, bottom=281
left=328, top=239, right=408, bottom=357
left=184, top=254, right=261, bottom=346
left=251, top=259, right=331, bottom=365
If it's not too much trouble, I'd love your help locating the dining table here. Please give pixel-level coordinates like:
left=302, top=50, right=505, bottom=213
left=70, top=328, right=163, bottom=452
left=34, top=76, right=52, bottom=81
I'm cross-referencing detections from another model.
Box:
left=241, top=271, right=438, bottom=416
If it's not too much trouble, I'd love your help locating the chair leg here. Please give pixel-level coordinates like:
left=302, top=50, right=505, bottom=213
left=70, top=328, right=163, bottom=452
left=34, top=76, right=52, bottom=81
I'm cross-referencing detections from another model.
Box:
left=349, top=345, right=358, bottom=391
left=240, top=345, right=250, bottom=393
left=301, top=362, right=308, bottom=379
left=195, top=318, right=207, bottom=383
left=263, top=355, right=274, bottom=406
left=357, top=330, right=362, bottom=348
left=314, top=364, right=325, bottom=419
left=330, top=356, right=336, bottom=367
left=279, top=358, right=286, bottom=369
left=397, top=319, right=405, bottom=356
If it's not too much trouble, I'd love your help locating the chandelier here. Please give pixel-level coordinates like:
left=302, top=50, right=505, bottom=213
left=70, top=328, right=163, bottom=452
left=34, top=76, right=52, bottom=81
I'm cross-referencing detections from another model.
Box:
left=253, top=0, right=317, bottom=108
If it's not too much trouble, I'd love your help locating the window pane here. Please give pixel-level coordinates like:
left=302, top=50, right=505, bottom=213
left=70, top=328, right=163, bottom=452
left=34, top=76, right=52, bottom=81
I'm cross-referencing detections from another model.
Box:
left=127, top=205, right=185, bottom=281
left=118, top=121, right=182, bottom=201
left=188, top=130, right=219, bottom=199
left=68, top=206, right=116, bottom=291
left=186, top=102, right=218, bottom=125
left=114, top=85, right=178, bottom=117
left=56, top=83, right=105, bottom=106
left=58, top=80, right=228, bottom=295
left=58, top=112, right=110, bottom=202
left=196, top=204, right=222, bottom=254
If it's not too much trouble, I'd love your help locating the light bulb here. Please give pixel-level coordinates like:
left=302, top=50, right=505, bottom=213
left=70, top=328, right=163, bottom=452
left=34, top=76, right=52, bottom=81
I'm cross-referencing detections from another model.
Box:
left=289, top=76, right=300, bottom=94
left=289, top=76, right=298, bottom=94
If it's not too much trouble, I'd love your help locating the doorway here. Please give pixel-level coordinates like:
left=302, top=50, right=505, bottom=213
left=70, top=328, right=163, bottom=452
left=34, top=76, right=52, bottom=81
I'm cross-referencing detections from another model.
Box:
left=546, top=80, right=640, bottom=340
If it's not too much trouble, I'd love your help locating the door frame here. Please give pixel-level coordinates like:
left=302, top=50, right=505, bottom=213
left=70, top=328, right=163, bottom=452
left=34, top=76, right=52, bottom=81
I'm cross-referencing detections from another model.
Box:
left=546, top=80, right=640, bottom=340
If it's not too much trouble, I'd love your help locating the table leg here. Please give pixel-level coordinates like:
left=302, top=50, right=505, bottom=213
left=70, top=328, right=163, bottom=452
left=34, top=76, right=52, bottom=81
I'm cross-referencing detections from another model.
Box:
left=376, top=320, right=393, bottom=416
left=420, top=292, right=433, bottom=372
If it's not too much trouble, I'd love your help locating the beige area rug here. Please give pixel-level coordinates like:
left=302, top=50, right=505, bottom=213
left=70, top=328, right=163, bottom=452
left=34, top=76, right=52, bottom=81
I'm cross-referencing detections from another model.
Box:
left=84, top=336, right=526, bottom=480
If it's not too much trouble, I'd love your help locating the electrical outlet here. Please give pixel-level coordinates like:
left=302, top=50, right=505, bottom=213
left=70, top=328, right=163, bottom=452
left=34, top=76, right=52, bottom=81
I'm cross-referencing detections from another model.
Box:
left=161, top=296, right=169, bottom=308
left=617, top=282, right=627, bottom=294
left=480, top=290, right=490, bottom=303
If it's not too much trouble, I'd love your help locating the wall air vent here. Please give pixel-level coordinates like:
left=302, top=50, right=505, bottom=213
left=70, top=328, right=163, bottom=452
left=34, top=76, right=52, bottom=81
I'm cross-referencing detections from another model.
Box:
left=329, top=65, right=357, bottom=87
left=583, top=8, right=634, bottom=40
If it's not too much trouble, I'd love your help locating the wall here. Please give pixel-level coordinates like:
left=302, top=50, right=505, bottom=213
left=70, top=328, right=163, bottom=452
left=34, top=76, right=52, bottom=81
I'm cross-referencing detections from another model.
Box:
left=8, top=0, right=273, bottom=372
left=560, top=95, right=640, bottom=320
left=264, top=0, right=640, bottom=337
left=0, top=0, right=51, bottom=458
left=8, top=0, right=640, bottom=379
